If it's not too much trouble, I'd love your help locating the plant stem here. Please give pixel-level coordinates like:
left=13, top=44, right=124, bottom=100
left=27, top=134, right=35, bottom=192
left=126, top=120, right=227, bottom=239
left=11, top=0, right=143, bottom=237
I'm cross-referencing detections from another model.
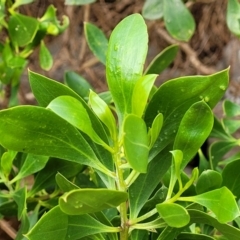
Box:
left=130, top=208, right=158, bottom=225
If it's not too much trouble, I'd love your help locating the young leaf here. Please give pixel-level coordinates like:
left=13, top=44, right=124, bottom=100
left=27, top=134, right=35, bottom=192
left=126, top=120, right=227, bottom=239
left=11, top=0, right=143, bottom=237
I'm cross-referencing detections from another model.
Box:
left=156, top=202, right=190, bottom=228
left=47, top=95, right=113, bottom=152
left=145, top=69, right=229, bottom=160
left=13, top=187, right=27, bottom=220
left=59, top=189, right=128, bottom=215
left=11, top=154, right=49, bottom=183
left=196, top=170, right=222, bottom=194
left=123, top=114, right=149, bottom=173
left=89, top=90, right=117, bottom=140
left=106, top=14, right=148, bottom=123
left=224, top=99, right=240, bottom=117
left=145, top=44, right=179, bottom=75
left=222, top=159, right=240, bottom=199
left=149, top=113, right=163, bottom=149
left=180, top=187, right=240, bottom=223
left=142, top=0, right=164, bottom=20
left=8, top=13, right=39, bottom=47
left=0, top=106, right=113, bottom=177
left=163, top=0, right=195, bottom=41
left=132, top=74, right=157, bottom=118
left=174, top=101, right=213, bottom=169
left=84, top=22, right=108, bottom=64
left=226, top=0, right=240, bottom=37
left=64, top=71, right=93, bottom=99
left=39, top=40, right=53, bottom=70
left=1, top=150, right=17, bottom=177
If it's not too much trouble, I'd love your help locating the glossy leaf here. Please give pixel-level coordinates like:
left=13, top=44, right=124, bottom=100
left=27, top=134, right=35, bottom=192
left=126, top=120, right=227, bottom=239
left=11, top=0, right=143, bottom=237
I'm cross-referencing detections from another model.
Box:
left=26, top=206, right=119, bottom=240
left=47, top=95, right=112, bottom=152
left=223, top=99, right=240, bottom=117
left=227, top=0, right=240, bottom=37
left=65, top=0, right=96, bottom=5
left=222, top=159, right=240, bottom=199
left=59, top=189, right=128, bottom=215
left=39, top=40, right=53, bottom=70
left=64, top=71, right=93, bottom=99
left=1, top=150, right=17, bottom=177
left=123, top=114, right=149, bottom=173
left=174, top=101, right=213, bottom=169
left=145, top=69, right=229, bottom=161
left=180, top=187, right=240, bottom=223
left=8, top=13, right=39, bottom=47
left=196, top=170, right=222, bottom=194
left=132, top=74, right=157, bottom=118
left=30, top=159, right=83, bottom=195
left=84, top=22, right=108, bottom=64
left=149, top=113, right=163, bottom=149
left=188, top=210, right=240, bottom=240
left=0, top=106, right=113, bottom=176
left=145, top=44, right=179, bottom=75
left=56, top=172, right=79, bottom=192
left=89, top=90, right=117, bottom=140
left=142, top=0, right=163, bottom=20
left=11, top=154, right=49, bottom=183
left=106, top=14, right=148, bottom=123
left=13, top=187, right=27, bottom=220
left=163, top=0, right=195, bottom=41
left=156, top=202, right=190, bottom=228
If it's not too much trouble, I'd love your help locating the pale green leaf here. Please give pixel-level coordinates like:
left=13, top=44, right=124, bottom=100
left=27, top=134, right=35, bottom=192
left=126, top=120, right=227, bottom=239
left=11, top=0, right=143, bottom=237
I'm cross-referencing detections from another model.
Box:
left=142, top=0, right=164, bottom=20
left=39, top=40, right=53, bottom=70
left=226, top=0, right=240, bottom=37
left=149, top=113, right=163, bottom=149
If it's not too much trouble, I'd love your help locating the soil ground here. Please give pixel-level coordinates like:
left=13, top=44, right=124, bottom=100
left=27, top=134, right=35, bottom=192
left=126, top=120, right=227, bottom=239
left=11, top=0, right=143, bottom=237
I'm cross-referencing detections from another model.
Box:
left=1, top=0, right=240, bottom=238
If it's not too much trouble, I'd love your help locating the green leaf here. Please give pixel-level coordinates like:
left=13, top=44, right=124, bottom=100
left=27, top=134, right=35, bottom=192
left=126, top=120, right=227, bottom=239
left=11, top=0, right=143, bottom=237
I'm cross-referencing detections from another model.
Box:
left=196, top=170, right=222, bottom=194
left=0, top=106, right=113, bottom=176
left=174, top=101, right=213, bottom=169
left=89, top=90, right=117, bottom=140
left=84, top=22, right=108, bottom=64
left=145, top=44, right=179, bottom=75
left=163, top=0, right=195, bottom=41
left=132, top=74, right=157, bottom=118
left=39, top=40, right=53, bottom=70
left=65, top=0, right=96, bottom=5
left=30, top=158, right=83, bottom=195
left=13, top=187, right=27, bottom=220
left=145, top=69, right=229, bottom=161
left=123, top=114, right=149, bottom=173
left=1, top=150, right=17, bottom=177
left=188, top=209, right=240, bottom=240
left=180, top=187, right=240, bottom=223
left=64, top=71, right=93, bottom=99
left=11, top=154, right=49, bottom=183
left=142, top=0, right=164, bottom=20
left=222, top=159, right=240, bottom=199
left=210, top=117, right=231, bottom=140
left=130, top=230, right=149, bottom=240
left=59, top=189, right=128, bottom=215
left=56, top=172, right=79, bottom=192
left=26, top=206, right=119, bottom=240
left=176, top=233, right=215, bottom=240
left=11, top=0, right=34, bottom=9
left=156, top=202, right=190, bottom=228
left=223, top=99, right=240, bottom=117
left=149, top=113, right=163, bottom=149
left=227, top=0, right=240, bottom=37
left=106, top=14, right=148, bottom=123
left=8, top=13, right=39, bottom=47
left=48, top=95, right=112, bottom=152
left=223, top=119, right=240, bottom=134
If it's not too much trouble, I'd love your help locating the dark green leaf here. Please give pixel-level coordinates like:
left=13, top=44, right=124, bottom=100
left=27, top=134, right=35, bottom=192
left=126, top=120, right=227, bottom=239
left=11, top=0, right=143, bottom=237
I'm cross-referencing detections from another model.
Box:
left=0, top=106, right=112, bottom=176
left=196, top=170, right=222, bottom=194
left=163, top=0, right=195, bottom=41
left=106, top=14, right=148, bottom=123
left=123, top=114, right=149, bottom=173
left=56, top=172, right=79, bottom=192
left=64, top=71, right=93, bottom=99
left=59, top=189, right=128, bottom=215
left=130, top=230, right=149, bottom=240
left=8, top=13, right=39, bottom=47
left=84, top=22, right=108, bottom=64
left=39, top=40, right=53, bottom=70
left=142, top=0, right=164, bottom=20
left=145, top=44, right=179, bottom=75
left=176, top=233, right=214, bottom=240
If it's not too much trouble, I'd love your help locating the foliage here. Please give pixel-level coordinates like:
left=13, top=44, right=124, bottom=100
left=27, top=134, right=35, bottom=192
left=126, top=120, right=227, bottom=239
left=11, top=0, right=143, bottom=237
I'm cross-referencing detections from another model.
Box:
left=0, top=13, right=239, bottom=240
left=0, top=0, right=69, bottom=107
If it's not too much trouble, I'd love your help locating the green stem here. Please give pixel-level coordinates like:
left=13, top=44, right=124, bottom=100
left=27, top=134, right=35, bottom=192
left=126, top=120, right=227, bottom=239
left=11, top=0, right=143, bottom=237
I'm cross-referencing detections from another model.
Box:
left=125, top=170, right=140, bottom=187
left=130, top=208, right=158, bottom=225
